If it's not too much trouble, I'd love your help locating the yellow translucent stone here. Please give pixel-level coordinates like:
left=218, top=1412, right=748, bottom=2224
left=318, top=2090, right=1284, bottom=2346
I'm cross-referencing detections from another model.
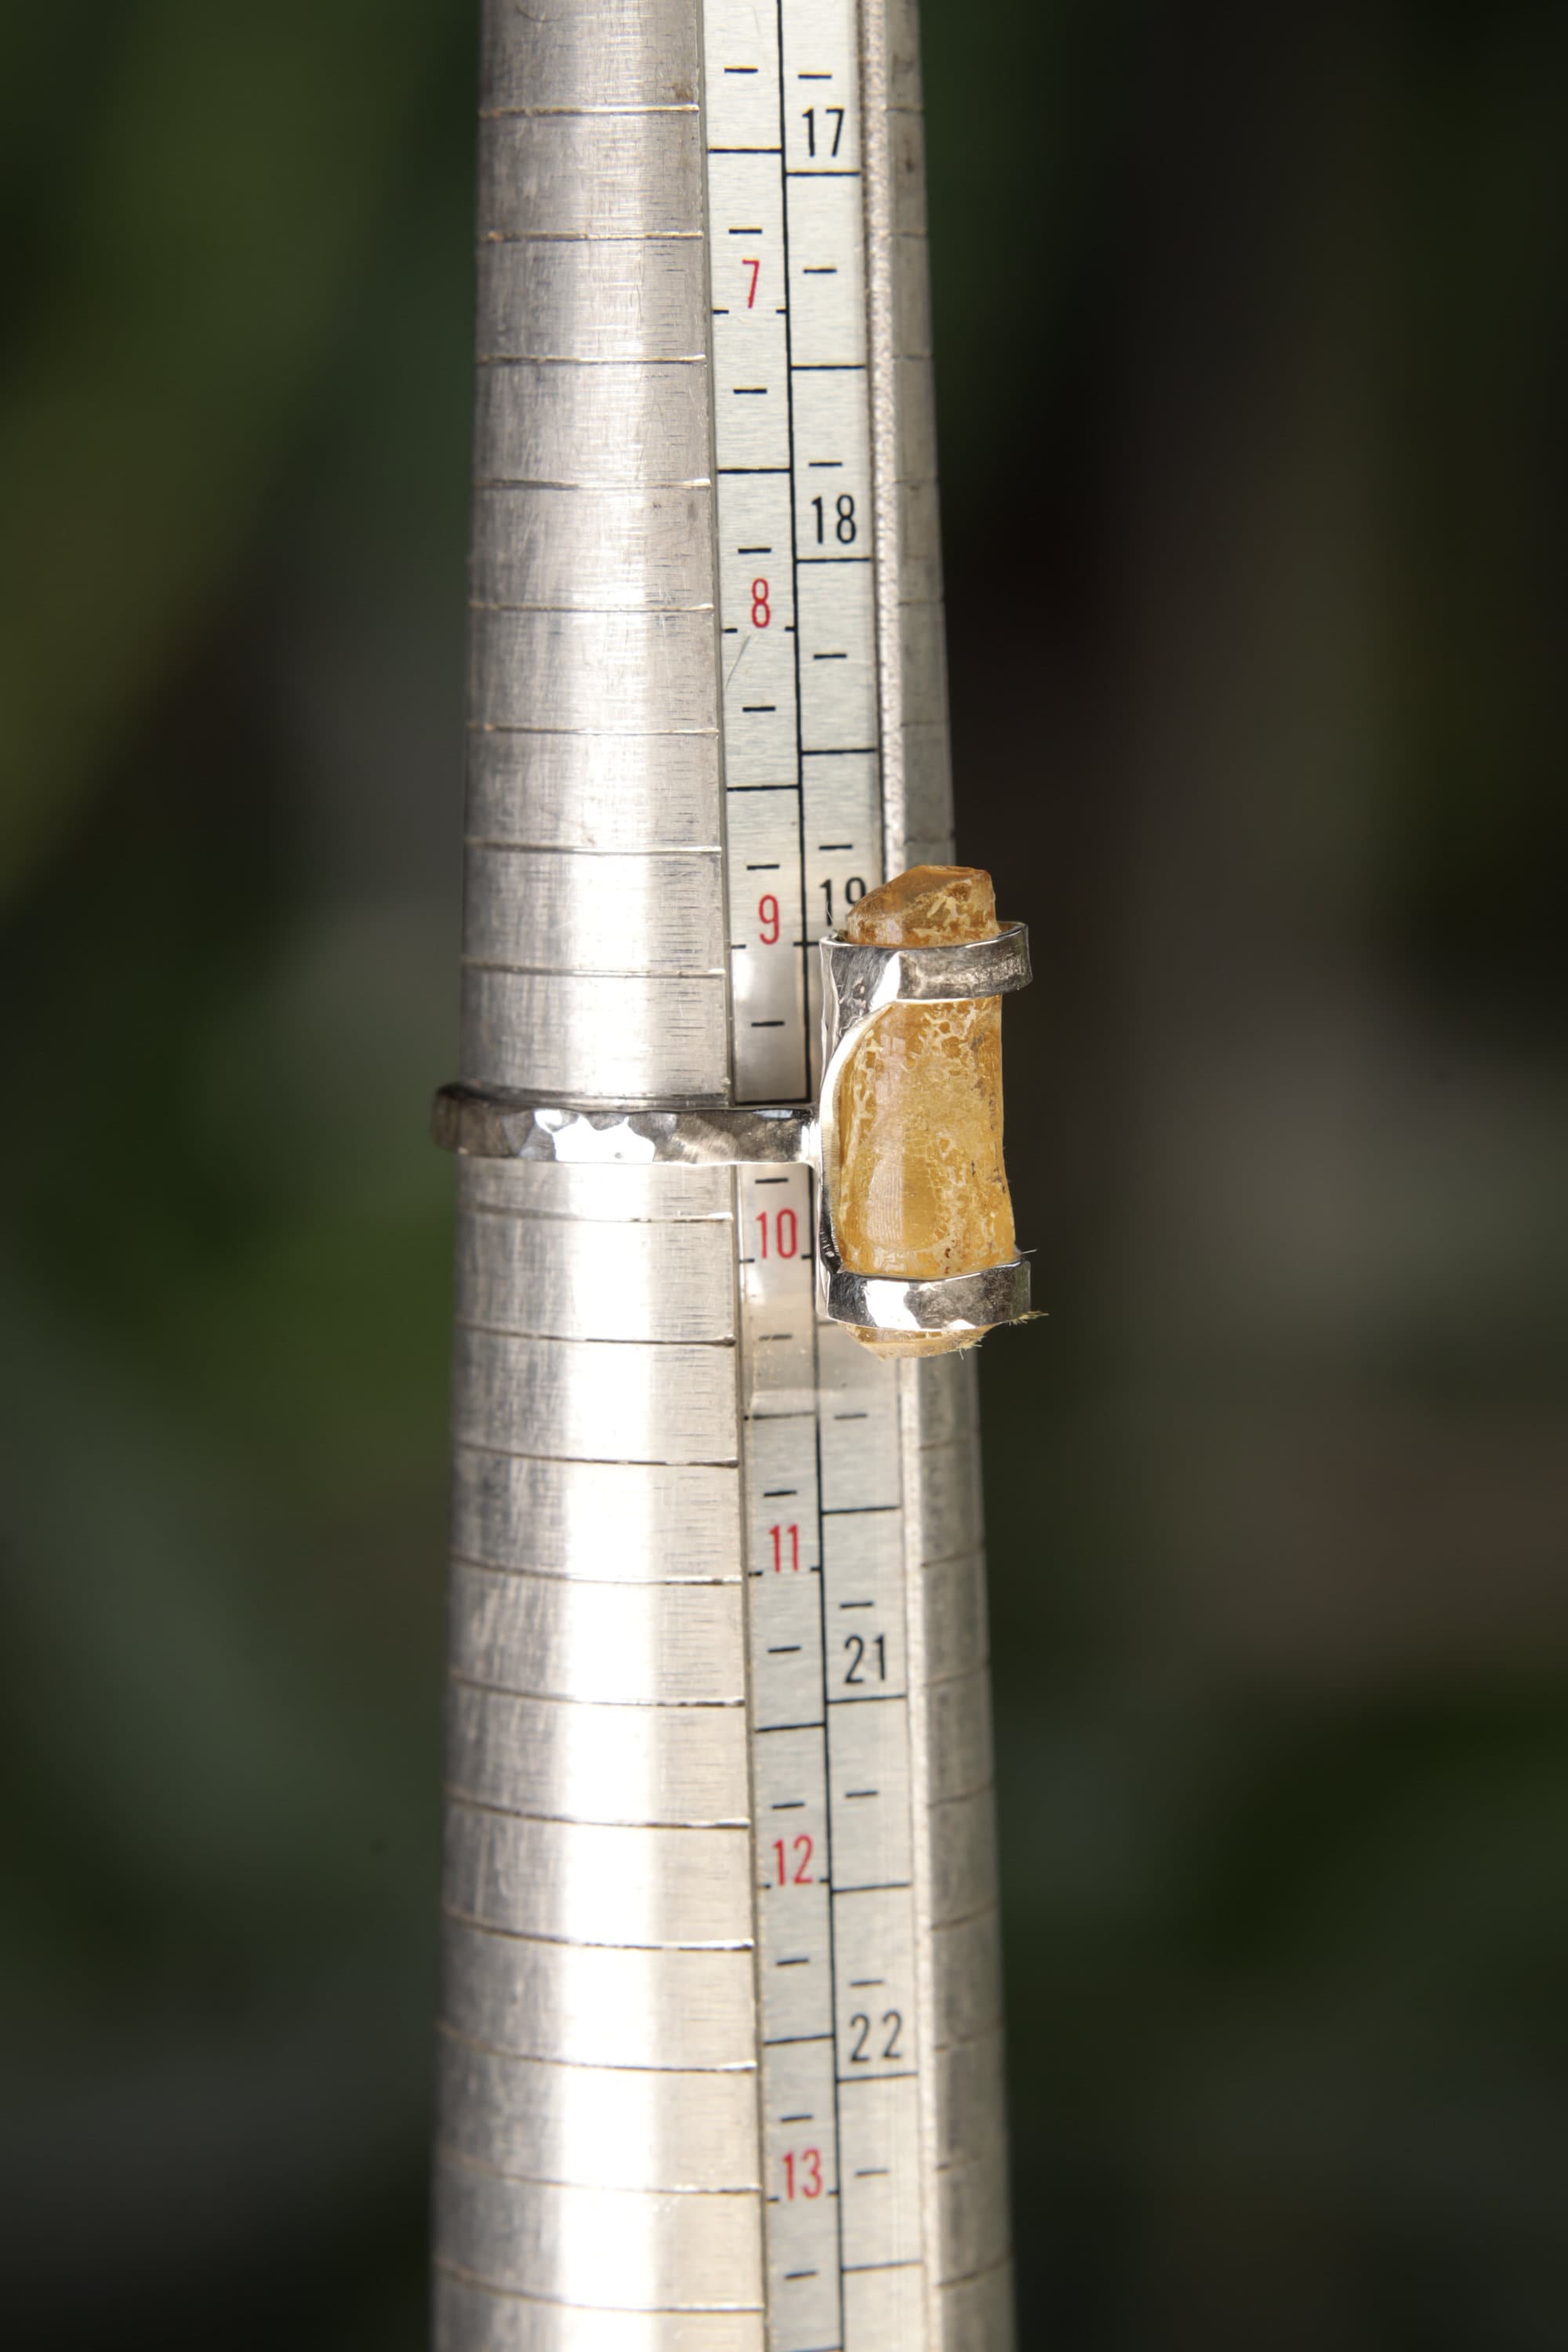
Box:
left=829, top=866, right=1016, bottom=1357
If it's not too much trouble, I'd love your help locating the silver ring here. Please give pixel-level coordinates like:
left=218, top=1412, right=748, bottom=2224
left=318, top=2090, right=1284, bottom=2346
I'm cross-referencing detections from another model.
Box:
left=433, top=924, right=1033, bottom=1340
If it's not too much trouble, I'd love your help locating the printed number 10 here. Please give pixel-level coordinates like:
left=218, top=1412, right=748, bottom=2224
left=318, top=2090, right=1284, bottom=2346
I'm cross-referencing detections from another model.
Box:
left=756, top=1208, right=799, bottom=1259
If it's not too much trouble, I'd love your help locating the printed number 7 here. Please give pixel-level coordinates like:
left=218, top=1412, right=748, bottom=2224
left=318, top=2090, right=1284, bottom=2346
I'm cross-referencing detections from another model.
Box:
left=742, top=256, right=760, bottom=309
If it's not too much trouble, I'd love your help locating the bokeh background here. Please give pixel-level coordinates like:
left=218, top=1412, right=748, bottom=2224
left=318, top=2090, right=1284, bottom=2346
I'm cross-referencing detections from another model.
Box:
left=3, top=2, right=1565, bottom=2344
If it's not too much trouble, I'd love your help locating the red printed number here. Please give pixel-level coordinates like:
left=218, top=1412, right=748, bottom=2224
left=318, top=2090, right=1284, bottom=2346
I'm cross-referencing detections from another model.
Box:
left=742, top=256, right=760, bottom=309
left=773, top=1833, right=813, bottom=1886
left=758, top=892, right=780, bottom=946
left=751, top=578, right=771, bottom=628
left=783, top=2148, right=824, bottom=2200
left=755, top=1207, right=799, bottom=1259
left=769, top=1522, right=800, bottom=1573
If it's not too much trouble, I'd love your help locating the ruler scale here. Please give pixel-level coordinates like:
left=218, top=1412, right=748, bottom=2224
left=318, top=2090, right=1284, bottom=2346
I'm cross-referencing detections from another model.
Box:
left=438, top=2, right=1011, bottom=2347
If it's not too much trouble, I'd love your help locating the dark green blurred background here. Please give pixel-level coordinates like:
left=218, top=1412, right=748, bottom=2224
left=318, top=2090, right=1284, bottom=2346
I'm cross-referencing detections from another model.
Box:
left=2, top=2, right=1565, bottom=2344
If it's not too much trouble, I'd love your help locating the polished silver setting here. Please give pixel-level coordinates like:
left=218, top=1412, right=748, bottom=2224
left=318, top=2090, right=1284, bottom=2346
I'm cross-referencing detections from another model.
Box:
left=813, top=924, right=1033, bottom=1330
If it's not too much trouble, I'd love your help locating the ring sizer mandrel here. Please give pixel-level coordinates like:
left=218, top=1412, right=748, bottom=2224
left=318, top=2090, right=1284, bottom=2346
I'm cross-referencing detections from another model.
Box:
left=818, top=865, right=1031, bottom=1357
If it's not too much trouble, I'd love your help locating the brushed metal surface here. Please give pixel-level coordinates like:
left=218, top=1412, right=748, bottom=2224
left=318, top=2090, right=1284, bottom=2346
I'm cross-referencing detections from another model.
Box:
left=446, top=1563, right=746, bottom=1707
left=442, top=1805, right=752, bottom=1949
left=452, top=1447, right=742, bottom=1582
left=434, top=2156, right=764, bottom=2311
left=435, top=2272, right=764, bottom=2352
left=462, top=848, right=725, bottom=985
left=477, top=241, right=707, bottom=364
left=456, top=1183, right=735, bottom=1339
left=934, top=2264, right=1014, bottom=2352
left=466, top=728, right=720, bottom=855
left=469, top=610, right=718, bottom=735
left=437, top=2044, right=759, bottom=2193
left=925, top=1666, right=994, bottom=1806
left=473, top=357, right=713, bottom=489
left=435, top=2274, right=764, bottom=2352
left=441, top=1918, right=757, bottom=2071
left=928, top=1907, right=1006, bottom=2052
left=458, top=975, right=729, bottom=1103
left=452, top=1327, right=737, bottom=1463
left=470, top=486, right=713, bottom=610
left=447, top=1683, right=749, bottom=1827
left=478, top=0, right=701, bottom=111
left=477, top=114, right=704, bottom=242
left=456, top=1157, right=734, bottom=1224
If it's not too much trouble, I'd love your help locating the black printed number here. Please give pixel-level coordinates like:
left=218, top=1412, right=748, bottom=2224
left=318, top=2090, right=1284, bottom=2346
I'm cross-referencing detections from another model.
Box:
left=819, top=876, right=866, bottom=928
left=849, top=2009, right=904, bottom=2063
left=802, top=106, right=846, bottom=158
left=844, top=1632, right=887, bottom=1685
left=811, top=492, right=858, bottom=546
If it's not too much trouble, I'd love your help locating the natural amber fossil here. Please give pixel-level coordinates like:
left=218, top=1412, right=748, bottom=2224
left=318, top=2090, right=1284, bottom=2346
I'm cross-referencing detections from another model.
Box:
left=829, top=865, right=1016, bottom=1357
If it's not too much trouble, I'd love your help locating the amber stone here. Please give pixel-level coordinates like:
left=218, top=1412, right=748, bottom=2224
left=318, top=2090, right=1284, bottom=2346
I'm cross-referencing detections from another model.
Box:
left=830, top=866, right=1016, bottom=1357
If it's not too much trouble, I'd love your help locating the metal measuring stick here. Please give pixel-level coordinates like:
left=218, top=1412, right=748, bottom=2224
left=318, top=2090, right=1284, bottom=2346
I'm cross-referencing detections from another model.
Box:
left=432, top=5, right=1020, bottom=2343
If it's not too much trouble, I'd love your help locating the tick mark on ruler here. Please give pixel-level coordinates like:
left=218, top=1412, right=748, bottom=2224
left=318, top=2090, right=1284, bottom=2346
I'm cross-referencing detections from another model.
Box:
left=844, top=1788, right=879, bottom=1800
left=768, top=1644, right=803, bottom=1655
left=729, top=227, right=764, bottom=235
left=746, top=862, right=780, bottom=870
left=812, top=652, right=848, bottom=661
left=771, top=1799, right=806, bottom=1811
left=775, top=1956, right=811, bottom=1968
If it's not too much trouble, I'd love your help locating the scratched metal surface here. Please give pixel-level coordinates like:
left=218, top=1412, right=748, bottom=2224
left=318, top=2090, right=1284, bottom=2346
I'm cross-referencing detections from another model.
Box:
left=435, top=2, right=1009, bottom=2344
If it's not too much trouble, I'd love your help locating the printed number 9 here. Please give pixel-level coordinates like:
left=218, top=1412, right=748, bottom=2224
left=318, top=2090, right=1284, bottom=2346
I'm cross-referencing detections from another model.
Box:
left=758, top=893, right=780, bottom=946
